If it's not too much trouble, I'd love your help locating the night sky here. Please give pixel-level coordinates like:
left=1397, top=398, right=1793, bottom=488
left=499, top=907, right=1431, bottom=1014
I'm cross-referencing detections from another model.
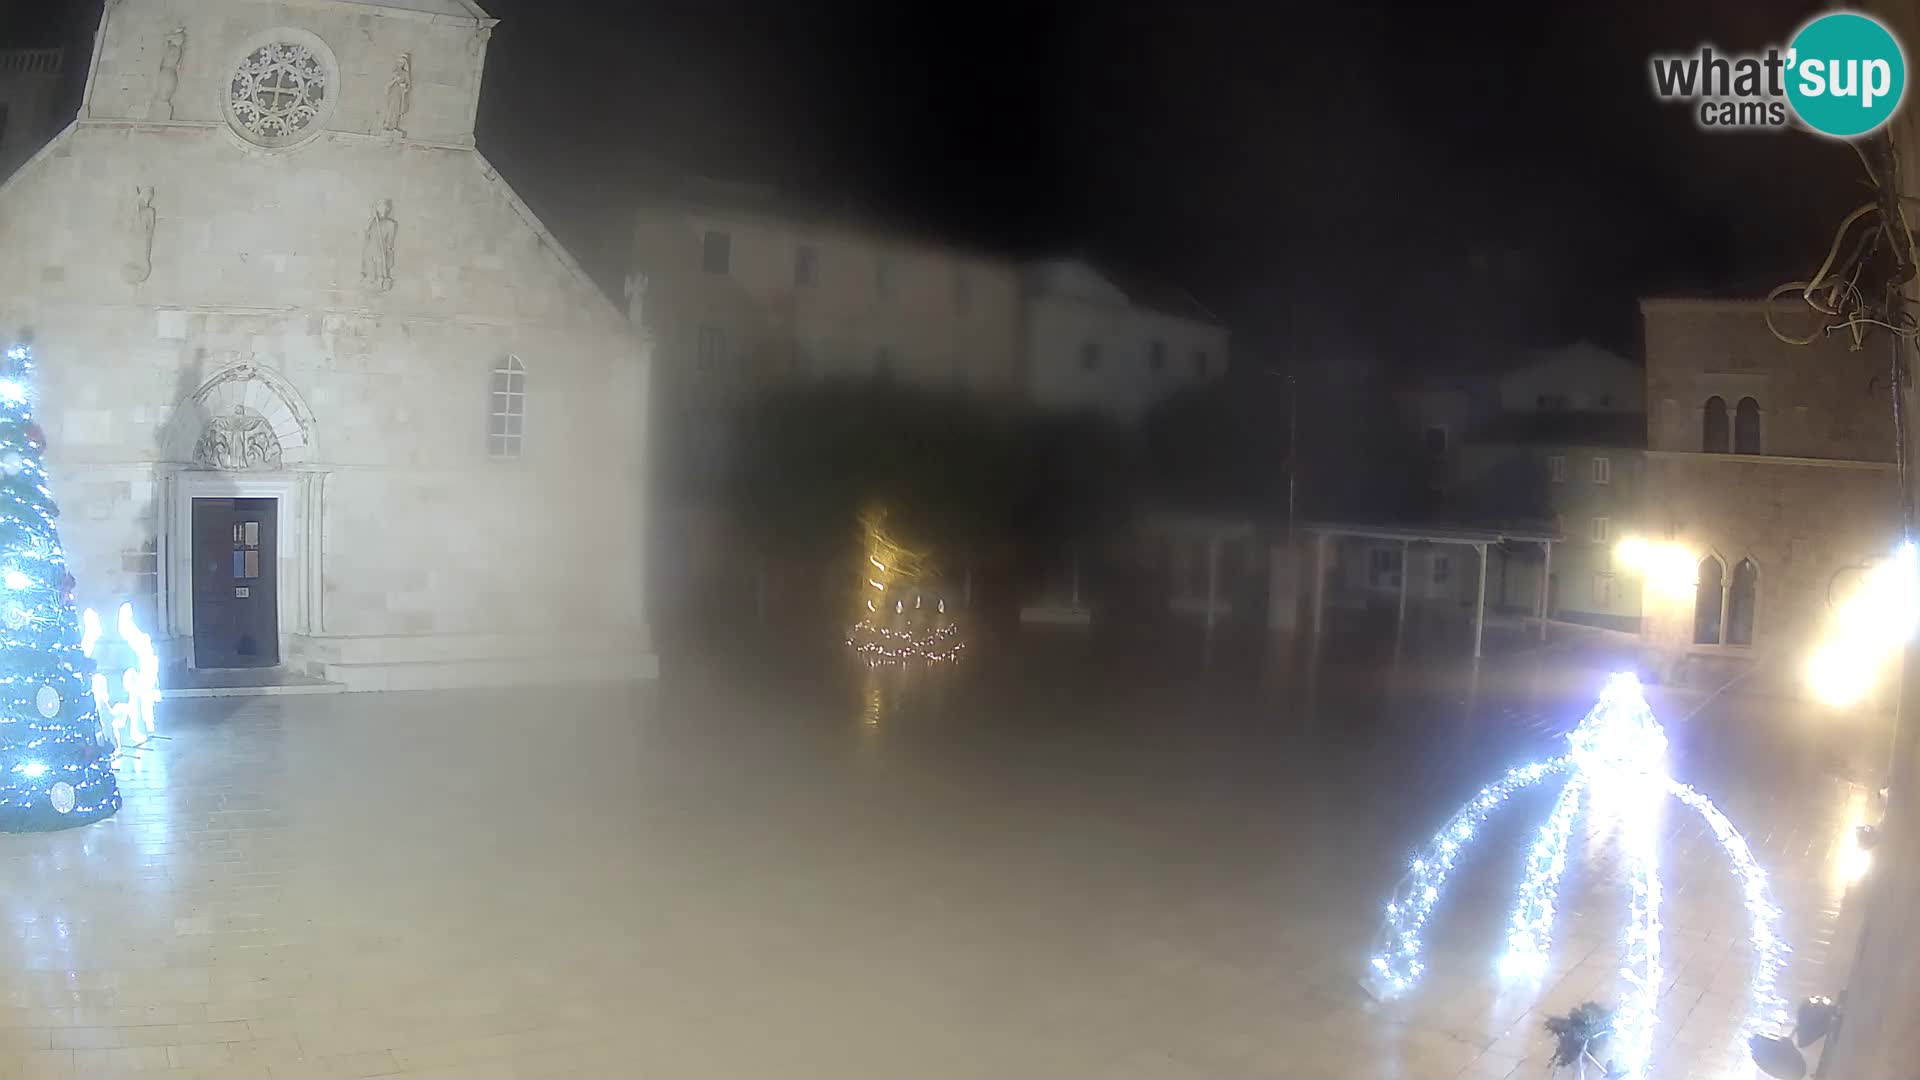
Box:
left=5, top=0, right=1870, bottom=366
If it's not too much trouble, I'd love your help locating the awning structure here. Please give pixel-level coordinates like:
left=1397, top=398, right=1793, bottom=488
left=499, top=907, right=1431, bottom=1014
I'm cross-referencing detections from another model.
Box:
left=1301, top=521, right=1559, bottom=658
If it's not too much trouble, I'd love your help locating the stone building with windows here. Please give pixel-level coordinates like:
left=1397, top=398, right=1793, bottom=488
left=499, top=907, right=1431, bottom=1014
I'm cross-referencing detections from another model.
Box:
left=1452, top=344, right=1647, bottom=632
left=0, top=0, right=653, bottom=690
left=1021, top=258, right=1229, bottom=421
left=1638, top=297, right=1900, bottom=696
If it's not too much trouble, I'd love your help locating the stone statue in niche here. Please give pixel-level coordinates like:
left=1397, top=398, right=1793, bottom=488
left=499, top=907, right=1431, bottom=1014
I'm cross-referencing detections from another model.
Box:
left=122, top=185, right=155, bottom=285
left=147, top=27, right=186, bottom=121
left=382, top=53, right=412, bottom=137
left=194, top=411, right=283, bottom=471
left=361, top=198, right=397, bottom=293
left=623, top=272, right=648, bottom=326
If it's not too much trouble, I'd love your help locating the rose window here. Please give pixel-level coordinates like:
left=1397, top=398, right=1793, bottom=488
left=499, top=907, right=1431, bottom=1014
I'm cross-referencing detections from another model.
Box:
left=227, top=42, right=329, bottom=146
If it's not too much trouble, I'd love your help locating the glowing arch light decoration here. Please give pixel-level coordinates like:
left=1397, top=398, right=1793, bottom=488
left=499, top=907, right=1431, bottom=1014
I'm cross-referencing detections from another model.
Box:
left=80, top=603, right=161, bottom=752
left=1363, top=673, right=1790, bottom=1080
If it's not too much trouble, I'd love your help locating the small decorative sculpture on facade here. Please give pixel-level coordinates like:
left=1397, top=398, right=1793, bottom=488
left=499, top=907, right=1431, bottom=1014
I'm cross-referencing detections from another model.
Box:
left=193, top=411, right=283, bottom=471
left=382, top=53, right=411, bottom=137
left=361, top=198, right=397, bottom=293
left=123, top=186, right=155, bottom=285
left=147, top=27, right=186, bottom=121
left=623, top=271, right=649, bottom=327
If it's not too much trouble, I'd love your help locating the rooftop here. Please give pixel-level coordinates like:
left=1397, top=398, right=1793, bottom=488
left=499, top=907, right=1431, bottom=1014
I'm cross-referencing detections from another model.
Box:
left=327, top=0, right=494, bottom=22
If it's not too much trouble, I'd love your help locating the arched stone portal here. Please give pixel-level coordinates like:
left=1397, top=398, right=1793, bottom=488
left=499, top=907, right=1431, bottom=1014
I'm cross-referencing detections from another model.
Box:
left=166, top=362, right=317, bottom=467
left=156, top=363, right=327, bottom=668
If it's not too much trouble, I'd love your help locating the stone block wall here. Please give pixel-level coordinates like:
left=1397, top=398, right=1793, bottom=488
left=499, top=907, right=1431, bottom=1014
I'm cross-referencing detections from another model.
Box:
left=88, top=0, right=489, bottom=147
left=1643, top=299, right=1896, bottom=462
left=1640, top=453, right=1899, bottom=695
left=0, top=4, right=649, bottom=674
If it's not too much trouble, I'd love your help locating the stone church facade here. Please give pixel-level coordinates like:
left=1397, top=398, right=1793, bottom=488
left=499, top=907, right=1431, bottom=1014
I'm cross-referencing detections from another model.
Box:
left=0, top=0, right=654, bottom=689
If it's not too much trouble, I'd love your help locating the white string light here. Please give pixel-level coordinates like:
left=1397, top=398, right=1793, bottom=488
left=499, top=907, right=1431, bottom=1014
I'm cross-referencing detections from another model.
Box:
left=1366, top=756, right=1571, bottom=997
left=1501, top=774, right=1585, bottom=980
left=0, top=344, right=122, bottom=829
left=1667, top=778, right=1792, bottom=1039
left=1365, top=673, right=1790, bottom=1080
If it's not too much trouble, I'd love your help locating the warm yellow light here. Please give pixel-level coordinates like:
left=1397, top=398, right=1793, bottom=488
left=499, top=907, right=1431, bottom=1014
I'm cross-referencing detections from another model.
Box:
left=1616, top=537, right=1696, bottom=601
left=1841, top=845, right=1874, bottom=885
left=1807, top=643, right=1872, bottom=707
left=1806, top=541, right=1918, bottom=707
left=1615, top=537, right=1648, bottom=568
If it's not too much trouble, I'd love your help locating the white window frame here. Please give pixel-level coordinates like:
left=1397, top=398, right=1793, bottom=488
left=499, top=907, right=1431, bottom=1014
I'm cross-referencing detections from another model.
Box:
left=1589, top=516, right=1610, bottom=544
left=488, top=355, right=526, bottom=459
left=1548, top=455, right=1567, bottom=483
left=1593, top=570, right=1614, bottom=608
left=1591, top=455, right=1612, bottom=484
left=1432, top=554, right=1451, bottom=585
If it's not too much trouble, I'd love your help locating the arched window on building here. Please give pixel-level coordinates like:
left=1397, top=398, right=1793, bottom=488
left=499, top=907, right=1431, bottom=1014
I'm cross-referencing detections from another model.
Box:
left=1694, top=555, right=1725, bottom=644
left=1734, top=397, right=1762, bottom=454
left=1726, top=558, right=1758, bottom=646
left=1702, top=396, right=1730, bottom=453
left=488, top=355, right=526, bottom=459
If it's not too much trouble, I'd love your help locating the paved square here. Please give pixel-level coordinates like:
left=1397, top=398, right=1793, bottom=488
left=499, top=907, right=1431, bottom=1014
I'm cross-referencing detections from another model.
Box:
left=0, top=635, right=1881, bottom=1078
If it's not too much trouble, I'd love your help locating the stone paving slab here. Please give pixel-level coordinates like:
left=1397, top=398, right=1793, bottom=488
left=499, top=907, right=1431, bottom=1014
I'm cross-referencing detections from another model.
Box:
left=0, top=637, right=1882, bottom=1078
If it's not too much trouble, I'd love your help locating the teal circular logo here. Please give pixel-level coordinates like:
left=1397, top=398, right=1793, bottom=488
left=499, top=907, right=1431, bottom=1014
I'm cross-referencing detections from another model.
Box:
left=1787, top=12, right=1907, bottom=138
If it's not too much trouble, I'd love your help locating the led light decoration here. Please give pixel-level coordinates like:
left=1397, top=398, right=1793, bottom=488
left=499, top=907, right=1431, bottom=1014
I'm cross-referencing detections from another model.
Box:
left=82, top=602, right=161, bottom=751
left=1364, top=673, right=1790, bottom=1080
left=846, top=507, right=965, bottom=666
left=0, top=345, right=122, bottom=832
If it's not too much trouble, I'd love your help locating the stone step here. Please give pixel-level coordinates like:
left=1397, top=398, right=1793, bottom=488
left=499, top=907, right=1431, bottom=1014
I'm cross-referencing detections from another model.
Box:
left=317, top=652, right=658, bottom=693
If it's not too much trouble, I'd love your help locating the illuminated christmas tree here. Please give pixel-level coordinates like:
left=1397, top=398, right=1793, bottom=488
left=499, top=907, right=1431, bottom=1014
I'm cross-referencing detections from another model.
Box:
left=0, top=344, right=120, bottom=831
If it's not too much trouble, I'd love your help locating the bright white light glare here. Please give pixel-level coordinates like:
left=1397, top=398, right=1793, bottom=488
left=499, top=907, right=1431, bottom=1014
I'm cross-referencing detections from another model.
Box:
left=1807, top=541, right=1919, bottom=706
left=0, top=379, right=26, bottom=405
left=19, top=762, right=47, bottom=779
left=80, top=607, right=101, bottom=659
left=1807, top=643, right=1873, bottom=707
left=81, top=602, right=162, bottom=750
left=2, top=569, right=29, bottom=590
left=1839, top=840, right=1874, bottom=887
left=1366, top=672, right=1789, bottom=1080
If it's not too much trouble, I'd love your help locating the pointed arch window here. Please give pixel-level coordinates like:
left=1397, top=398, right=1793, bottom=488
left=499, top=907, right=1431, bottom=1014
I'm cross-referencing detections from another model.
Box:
left=1694, top=555, right=1725, bottom=644
left=1726, top=558, right=1758, bottom=645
